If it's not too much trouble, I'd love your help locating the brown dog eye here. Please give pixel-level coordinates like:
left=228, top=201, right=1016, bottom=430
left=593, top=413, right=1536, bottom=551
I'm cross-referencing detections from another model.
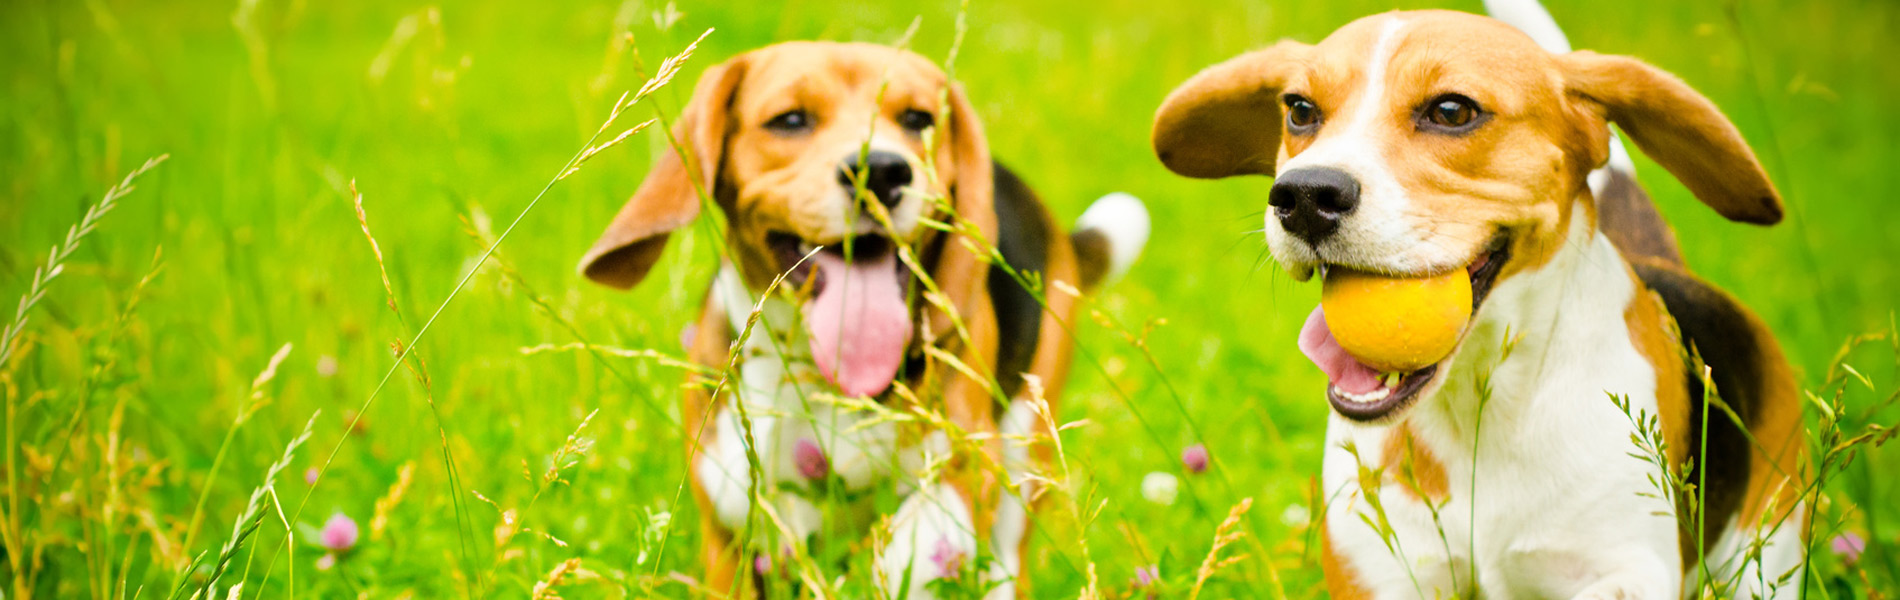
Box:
left=765, top=109, right=812, bottom=133
left=898, top=109, right=935, bottom=132
left=1420, top=94, right=1483, bottom=131
left=1284, top=95, right=1321, bottom=132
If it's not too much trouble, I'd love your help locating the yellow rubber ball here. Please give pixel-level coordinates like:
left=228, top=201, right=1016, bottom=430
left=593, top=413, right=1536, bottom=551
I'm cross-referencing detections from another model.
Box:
left=1320, top=268, right=1473, bottom=373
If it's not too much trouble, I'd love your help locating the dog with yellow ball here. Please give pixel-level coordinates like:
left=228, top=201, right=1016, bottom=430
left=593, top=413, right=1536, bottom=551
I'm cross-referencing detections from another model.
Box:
left=1152, top=0, right=1807, bottom=597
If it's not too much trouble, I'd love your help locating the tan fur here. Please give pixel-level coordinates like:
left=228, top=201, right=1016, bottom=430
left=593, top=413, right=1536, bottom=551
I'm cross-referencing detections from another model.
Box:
left=1624, top=271, right=1690, bottom=468
left=685, top=289, right=741, bottom=592
left=1622, top=268, right=1696, bottom=564
left=1381, top=423, right=1448, bottom=502
left=1561, top=52, right=1783, bottom=225
left=1154, top=10, right=1781, bottom=286
left=1321, top=523, right=1375, bottom=600
left=581, top=42, right=1093, bottom=596
left=1155, top=9, right=1801, bottom=588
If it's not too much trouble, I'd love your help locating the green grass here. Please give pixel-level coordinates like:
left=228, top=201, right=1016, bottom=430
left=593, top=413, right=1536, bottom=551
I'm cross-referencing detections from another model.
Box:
left=2, top=0, right=1896, bottom=597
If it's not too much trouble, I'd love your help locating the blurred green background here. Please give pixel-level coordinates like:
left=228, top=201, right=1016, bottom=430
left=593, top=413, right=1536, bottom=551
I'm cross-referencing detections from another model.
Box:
left=2, top=0, right=1895, bottom=597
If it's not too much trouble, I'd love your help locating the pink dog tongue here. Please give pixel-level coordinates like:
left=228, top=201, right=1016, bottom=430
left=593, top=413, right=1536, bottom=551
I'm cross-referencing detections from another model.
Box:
left=1297, top=307, right=1384, bottom=396
left=804, top=251, right=912, bottom=397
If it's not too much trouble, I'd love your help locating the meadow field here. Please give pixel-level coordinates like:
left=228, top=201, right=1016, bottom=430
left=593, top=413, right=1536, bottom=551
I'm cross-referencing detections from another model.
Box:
left=2, top=0, right=1897, bottom=597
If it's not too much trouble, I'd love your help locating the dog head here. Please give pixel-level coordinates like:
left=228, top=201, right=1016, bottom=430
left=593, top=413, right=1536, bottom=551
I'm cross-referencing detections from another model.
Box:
left=580, top=41, right=996, bottom=397
left=1152, top=10, right=1780, bottom=419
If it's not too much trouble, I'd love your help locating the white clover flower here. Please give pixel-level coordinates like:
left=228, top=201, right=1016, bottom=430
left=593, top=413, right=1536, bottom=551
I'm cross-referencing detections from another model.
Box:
left=1140, top=471, right=1178, bottom=506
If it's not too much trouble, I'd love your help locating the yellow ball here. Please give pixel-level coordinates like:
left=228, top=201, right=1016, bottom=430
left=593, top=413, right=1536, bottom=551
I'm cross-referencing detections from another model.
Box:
left=1320, top=268, right=1473, bottom=373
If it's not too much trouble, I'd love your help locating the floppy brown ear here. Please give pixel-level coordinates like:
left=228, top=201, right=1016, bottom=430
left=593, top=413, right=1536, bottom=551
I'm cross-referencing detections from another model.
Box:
left=1152, top=41, right=1308, bottom=179
left=919, top=81, right=1001, bottom=345
left=1561, top=51, right=1782, bottom=225
left=944, top=82, right=995, bottom=233
left=579, top=55, right=749, bottom=289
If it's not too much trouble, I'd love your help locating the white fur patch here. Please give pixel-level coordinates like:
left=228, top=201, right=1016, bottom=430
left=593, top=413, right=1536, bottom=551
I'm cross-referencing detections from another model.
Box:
left=696, top=263, right=923, bottom=546
left=880, top=482, right=979, bottom=600
left=1323, top=208, right=1689, bottom=596
left=985, top=399, right=1041, bottom=599
left=1271, top=16, right=1442, bottom=277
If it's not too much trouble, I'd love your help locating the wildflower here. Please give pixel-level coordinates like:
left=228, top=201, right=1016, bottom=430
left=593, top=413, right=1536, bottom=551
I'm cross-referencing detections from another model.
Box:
left=304, top=467, right=320, bottom=485
left=754, top=544, right=791, bottom=577
left=680, top=323, right=697, bottom=350
left=315, top=553, right=337, bottom=571
left=793, top=438, right=829, bottom=480
left=1181, top=443, right=1209, bottom=474
left=1141, top=472, right=1179, bottom=506
left=316, top=355, right=338, bottom=378
left=1132, top=564, right=1159, bottom=586
left=1124, top=565, right=1155, bottom=596
left=1279, top=503, right=1312, bottom=528
left=321, top=513, right=360, bottom=553
left=1832, top=532, right=1866, bottom=564
left=928, top=537, right=964, bottom=577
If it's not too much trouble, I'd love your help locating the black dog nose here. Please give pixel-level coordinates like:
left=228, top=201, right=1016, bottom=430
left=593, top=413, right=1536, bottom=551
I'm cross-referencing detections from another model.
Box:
left=1268, top=167, right=1360, bottom=244
left=837, top=150, right=913, bottom=209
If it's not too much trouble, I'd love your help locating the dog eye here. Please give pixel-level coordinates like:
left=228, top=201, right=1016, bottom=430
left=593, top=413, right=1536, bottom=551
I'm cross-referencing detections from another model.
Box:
left=1284, top=95, right=1321, bottom=132
left=1420, top=94, right=1482, bottom=131
left=898, top=109, right=935, bottom=132
left=765, top=109, right=812, bottom=132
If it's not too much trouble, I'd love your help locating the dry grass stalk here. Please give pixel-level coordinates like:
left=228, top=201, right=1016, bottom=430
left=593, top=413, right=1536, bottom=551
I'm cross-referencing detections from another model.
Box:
left=536, top=410, right=599, bottom=495
left=0, top=154, right=167, bottom=368
left=176, top=410, right=320, bottom=600
left=371, top=461, right=418, bottom=542
left=179, top=342, right=294, bottom=564
left=345, top=182, right=486, bottom=591
left=1188, top=497, right=1254, bottom=600
left=633, top=28, right=712, bottom=102
left=350, top=180, right=400, bottom=313
left=530, top=558, right=591, bottom=599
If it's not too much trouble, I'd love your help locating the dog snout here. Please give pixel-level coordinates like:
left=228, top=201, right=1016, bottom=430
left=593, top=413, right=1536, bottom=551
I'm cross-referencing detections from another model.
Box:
left=837, top=150, right=913, bottom=209
left=1269, top=167, right=1360, bottom=244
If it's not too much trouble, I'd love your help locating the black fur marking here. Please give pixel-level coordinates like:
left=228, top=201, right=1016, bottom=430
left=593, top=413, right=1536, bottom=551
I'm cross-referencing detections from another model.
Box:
left=1071, top=229, right=1112, bottom=290
left=1633, top=260, right=1767, bottom=553
left=1599, top=168, right=1686, bottom=267
left=990, top=162, right=1053, bottom=399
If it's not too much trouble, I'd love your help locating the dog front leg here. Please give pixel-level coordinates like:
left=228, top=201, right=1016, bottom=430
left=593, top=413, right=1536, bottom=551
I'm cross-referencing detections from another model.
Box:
left=879, top=481, right=981, bottom=600
left=1568, top=580, right=1674, bottom=600
left=1566, top=564, right=1679, bottom=600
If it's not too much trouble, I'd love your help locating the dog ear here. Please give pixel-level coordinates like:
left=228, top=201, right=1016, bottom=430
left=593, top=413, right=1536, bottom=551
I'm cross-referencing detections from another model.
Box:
left=1561, top=51, right=1782, bottom=225
left=917, top=81, right=1002, bottom=344
left=1152, top=41, right=1309, bottom=179
left=579, top=55, right=749, bottom=289
left=944, top=82, right=995, bottom=228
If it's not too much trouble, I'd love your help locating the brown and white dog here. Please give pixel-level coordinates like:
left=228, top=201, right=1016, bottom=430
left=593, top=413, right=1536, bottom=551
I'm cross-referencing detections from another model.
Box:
left=1153, top=3, right=1804, bottom=598
left=580, top=42, right=1147, bottom=598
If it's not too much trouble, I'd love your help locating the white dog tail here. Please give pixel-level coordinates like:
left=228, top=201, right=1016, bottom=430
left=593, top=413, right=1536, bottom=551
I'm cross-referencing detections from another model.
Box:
left=1486, top=0, right=1682, bottom=264
left=1072, top=192, right=1149, bottom=289
left=1483, top=0, right=1574, bottom=52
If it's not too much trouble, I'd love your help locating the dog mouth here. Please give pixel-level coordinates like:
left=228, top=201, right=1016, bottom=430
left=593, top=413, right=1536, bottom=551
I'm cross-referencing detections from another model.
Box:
left=765, top=231, right=913, bottom=398
left=1302, top=235, right=1513, bottom=422
left=767, top=232, right=905, bottom=294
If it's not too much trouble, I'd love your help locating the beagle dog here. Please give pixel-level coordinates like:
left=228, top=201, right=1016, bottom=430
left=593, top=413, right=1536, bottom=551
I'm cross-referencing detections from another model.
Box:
left=580, top=42, right=1147, bottom=598
left=1153, top=6, right=1804, bottom=598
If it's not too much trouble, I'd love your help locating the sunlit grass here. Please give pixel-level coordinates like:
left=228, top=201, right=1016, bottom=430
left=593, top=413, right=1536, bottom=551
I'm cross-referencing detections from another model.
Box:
left=0, top=0, right=1895, bottom=597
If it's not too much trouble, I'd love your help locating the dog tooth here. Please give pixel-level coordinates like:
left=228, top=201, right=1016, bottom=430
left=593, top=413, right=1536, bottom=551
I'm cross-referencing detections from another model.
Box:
left=1337, top=386, right=1392, bottom=405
